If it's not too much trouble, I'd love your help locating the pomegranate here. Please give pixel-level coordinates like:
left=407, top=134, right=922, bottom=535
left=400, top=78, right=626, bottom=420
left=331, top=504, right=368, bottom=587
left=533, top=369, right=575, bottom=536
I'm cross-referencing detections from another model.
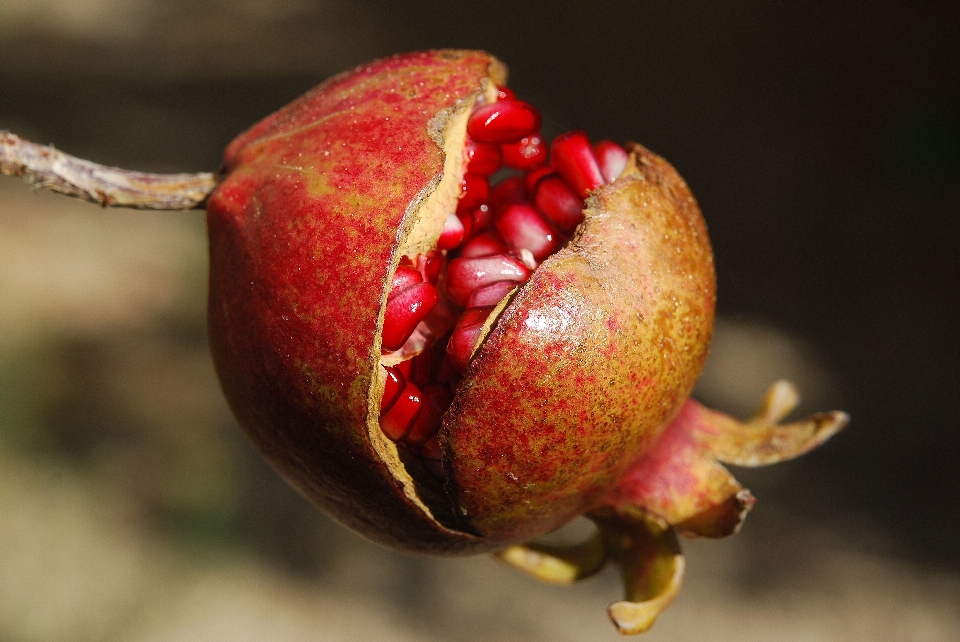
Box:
left=1, top=49, right=847, bottom=635
left=207, top=48, right=716, bottom=550
left=204, top=50, right=847, bottom=633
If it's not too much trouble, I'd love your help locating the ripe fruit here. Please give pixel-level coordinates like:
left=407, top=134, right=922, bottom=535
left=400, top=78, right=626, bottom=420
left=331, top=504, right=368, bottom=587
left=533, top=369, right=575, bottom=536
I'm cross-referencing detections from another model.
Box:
left=202, top=50, right=847, bottom=634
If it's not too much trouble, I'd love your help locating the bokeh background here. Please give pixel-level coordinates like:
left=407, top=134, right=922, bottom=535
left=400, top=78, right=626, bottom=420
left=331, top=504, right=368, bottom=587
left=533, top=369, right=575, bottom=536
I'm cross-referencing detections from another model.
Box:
left=1, top=1, right=958, bottom=640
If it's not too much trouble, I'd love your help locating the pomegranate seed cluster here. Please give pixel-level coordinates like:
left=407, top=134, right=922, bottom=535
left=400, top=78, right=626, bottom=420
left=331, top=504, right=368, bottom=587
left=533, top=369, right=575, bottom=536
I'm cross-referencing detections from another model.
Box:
left=378, top=88, right=630, bottom=477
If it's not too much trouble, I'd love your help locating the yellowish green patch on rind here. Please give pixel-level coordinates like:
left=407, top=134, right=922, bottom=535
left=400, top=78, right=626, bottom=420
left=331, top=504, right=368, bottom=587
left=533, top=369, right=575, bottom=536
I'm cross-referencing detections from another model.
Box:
left=206, top=50, right=506, bottom=554
left=443, top=145, right=715, bottom=544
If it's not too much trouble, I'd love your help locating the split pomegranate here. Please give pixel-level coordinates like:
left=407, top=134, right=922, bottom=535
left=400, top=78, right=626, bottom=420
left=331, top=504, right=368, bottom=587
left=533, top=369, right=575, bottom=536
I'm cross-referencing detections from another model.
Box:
left=0, top=46, right=850, bottom=635
left=204, top=50, right=847, bottom=634
left=371, top=91, right=649, bottom=477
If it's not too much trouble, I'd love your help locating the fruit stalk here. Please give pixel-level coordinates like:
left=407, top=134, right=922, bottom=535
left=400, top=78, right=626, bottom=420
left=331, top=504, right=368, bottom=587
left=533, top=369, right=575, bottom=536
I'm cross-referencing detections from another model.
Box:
left=0, top=130, right=216, bottom=209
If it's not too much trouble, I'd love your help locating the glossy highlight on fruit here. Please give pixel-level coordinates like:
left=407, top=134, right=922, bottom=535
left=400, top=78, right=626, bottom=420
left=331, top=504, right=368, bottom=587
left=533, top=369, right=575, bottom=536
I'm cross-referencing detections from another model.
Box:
left=204, top=50, right=847, bottom=635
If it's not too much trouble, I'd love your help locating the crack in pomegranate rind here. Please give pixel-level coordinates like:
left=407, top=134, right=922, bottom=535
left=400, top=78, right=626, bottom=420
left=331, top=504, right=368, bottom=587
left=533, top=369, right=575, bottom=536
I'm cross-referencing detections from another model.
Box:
left=208, top=50, right=508, bottom=552
left=378, top=89, right=631, bottom=477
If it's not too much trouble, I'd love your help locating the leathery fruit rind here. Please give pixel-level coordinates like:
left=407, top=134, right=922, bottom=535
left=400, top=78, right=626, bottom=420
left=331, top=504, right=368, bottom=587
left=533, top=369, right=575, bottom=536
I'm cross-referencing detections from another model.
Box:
left=205, top=49, right=715, bottom=554
left=444, top=148, right=715, bottom=544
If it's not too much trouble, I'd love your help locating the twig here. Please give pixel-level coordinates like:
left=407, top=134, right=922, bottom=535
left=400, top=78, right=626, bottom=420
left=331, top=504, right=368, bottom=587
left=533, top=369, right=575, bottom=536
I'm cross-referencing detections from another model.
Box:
left=1, top=131, right=217, bottom=210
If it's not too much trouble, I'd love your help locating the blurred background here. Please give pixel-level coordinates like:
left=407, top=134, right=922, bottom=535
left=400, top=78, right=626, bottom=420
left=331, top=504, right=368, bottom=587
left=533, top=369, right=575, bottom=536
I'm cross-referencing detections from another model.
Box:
left=0, top=1, right=957, bottom=640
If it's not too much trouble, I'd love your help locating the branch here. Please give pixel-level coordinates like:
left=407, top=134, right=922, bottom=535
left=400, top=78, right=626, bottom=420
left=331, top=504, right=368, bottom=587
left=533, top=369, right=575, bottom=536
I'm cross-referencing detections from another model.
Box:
left=1, top=131, right=217, bottom=210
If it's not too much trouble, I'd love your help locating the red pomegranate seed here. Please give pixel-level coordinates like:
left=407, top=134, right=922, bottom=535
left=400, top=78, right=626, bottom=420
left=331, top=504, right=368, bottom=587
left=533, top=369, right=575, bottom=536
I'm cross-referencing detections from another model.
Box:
left=408, top=336, right=447, bottom=386
left=489, top=176, right=528, bottom=216
left=391, top=265, right=423, bottom=292
left=524, top=166, right=557, bottom=194
left=379, top=380, right=423, bottom=441
left=466, top=280, right=517, bottom=308
left=458, top=173, right=489, bottom=212
left=551, top=131, right=606, bottom=198
left=380, top=365, right=406, bottom=413
left=445, top=255, right=531, bottom=307
left=457, top=211, right=474, bottom=238
left=382, top=281, right=439, bottom=352
left=470, top=204, right=492, bottom=232
left=496, top=86, right=516, bottom=101
left=422, top=251, right=445, bottom=285
left=467, top=100, right=541, bottom=144
left=501, top=134, right=546, bottom=170
left=447, top=306, right=495, bottom=373
left=395, top=358, right=413, bottom=378
left=437, top=212, right=466, bottom=250
left=459, top=230, right=509, bottom=258
left=464, top=138, right=501, bottom=176
left=593, top=140, right=629, bottom=183
left=405, top=385, right=454, bottom=446
left=534, top=176, right=585, bottom=235
left=495, top=203, right=559, bottom=262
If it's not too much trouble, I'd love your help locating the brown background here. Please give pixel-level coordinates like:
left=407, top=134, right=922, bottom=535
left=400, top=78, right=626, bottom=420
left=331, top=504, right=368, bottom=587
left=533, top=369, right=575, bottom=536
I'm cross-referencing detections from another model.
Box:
left=1, top=1, right=958, bottom=640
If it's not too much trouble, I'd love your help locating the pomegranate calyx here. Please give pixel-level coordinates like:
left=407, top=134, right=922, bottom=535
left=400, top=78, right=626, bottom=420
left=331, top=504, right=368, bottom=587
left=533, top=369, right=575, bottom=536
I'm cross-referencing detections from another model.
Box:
left=496, top=529, right=607, bottom=584
left=710, top=379, right=850, bottom=466
left=600, top=380, right=849, bottom=539
left=498, top=505, right=685, bottom=636
left=591, top=506, right=685, bottom=636
left=498, top=380, right=846, bottom=634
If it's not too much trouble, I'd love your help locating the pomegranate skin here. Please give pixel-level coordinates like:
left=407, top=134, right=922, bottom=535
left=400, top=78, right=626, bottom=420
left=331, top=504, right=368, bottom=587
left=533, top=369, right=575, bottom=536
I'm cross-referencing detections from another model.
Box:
left=444, top=146, right=715, bottom=543
left=206, top=50, right=503, bottom=554
left=205, top=50, right=715, bottom=554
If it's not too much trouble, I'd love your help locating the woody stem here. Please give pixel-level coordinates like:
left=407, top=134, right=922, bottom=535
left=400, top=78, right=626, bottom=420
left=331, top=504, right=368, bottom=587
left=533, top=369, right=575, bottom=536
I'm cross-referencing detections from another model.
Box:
left=1, top=130, right=217, bottom=210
